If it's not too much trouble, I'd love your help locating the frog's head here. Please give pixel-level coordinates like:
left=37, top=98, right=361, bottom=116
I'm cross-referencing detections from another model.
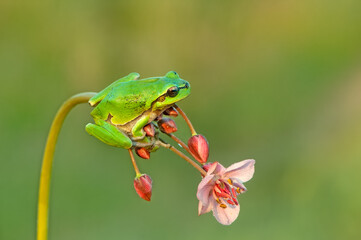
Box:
left=153, top=71, right=191, bottom=110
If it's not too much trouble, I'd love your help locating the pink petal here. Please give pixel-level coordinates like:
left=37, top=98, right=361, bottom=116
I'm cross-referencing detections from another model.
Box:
left=212, top=200, right=240, bottom=225
left=205, top=162, right=226, bottom=176
left=197, top=175, right=216, bottom=205
left=224, top=159, right=255, bottom=183
left=214, top=163, right=226, bottom=175
left=198, top=200, right=213, bottom=215
left=204, top=162, right=218, bottom=175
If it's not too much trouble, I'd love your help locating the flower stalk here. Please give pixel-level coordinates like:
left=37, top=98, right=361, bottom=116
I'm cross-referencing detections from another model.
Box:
left=174, top=104, right=197, bottom=136
left=128, top=149, right=141, bottom=176
left=167, top=133, right=192, bottom=154
left=165, top=143, right=207, bottom=176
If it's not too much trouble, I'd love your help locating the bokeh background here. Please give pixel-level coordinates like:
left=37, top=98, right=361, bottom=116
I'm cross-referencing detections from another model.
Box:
left=1, top=0, right=361, bottom=239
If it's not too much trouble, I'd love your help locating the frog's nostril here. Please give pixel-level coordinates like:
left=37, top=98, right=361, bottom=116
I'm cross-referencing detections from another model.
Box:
left=185, top=82, right=189, bottom=89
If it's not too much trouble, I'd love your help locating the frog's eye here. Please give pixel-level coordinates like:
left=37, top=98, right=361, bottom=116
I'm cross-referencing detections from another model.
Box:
left=167, top=86, right=179, bottom=97
left=166, top=71, right=179, bottom=79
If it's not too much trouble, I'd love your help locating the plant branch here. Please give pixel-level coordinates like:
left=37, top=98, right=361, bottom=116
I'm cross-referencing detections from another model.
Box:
left=158, top=139, right=206, bottom=176
left=167, top=133, right=201, bottom=161
left=174, top=104, right=197, bottom=136
left=128, top=149, right=141, bottom=176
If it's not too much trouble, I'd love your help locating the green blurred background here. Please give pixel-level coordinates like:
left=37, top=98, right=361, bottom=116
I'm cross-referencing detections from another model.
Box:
left=1, top=0, right=361, bottom=239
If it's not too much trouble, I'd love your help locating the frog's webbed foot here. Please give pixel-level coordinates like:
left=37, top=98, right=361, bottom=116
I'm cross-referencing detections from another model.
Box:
left=132, top=137, right=156, bottom=148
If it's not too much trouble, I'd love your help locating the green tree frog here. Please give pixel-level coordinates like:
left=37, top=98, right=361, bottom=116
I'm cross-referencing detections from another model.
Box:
left=86, top=71, right=190, bottom=149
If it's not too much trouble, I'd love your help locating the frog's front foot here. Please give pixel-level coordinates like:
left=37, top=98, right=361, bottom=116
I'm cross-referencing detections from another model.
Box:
left=131, top=132, right=147, bottom=141
left=132, top=138, right=156, bottom=149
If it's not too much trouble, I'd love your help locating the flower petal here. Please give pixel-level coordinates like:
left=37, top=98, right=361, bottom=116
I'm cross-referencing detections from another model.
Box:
left=197, top=175, right=216, bottom=205
left=205, top=162, right=226, bottom=176
left=204, top=162, right=218, bottom=175
left=212, top=199, right=240, bottom=225
left=214, top=163, right=226, bottom=175
left=224, top=159, right=255, bottom=182
left=198, top=200, right=213, bottom=215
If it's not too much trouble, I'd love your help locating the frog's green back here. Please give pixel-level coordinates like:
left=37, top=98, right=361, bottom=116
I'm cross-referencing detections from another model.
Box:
left=105, top=79, right=161, bottom=125
left=89, top=72, right=140, bottom=106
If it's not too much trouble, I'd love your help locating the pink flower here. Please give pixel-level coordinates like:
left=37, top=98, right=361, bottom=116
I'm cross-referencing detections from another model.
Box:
left=197, top=160, right=255, bottom=225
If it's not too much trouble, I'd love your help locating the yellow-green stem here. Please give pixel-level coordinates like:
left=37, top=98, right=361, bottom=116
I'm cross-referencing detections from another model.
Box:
left=37, top=92, right=96, bottom=240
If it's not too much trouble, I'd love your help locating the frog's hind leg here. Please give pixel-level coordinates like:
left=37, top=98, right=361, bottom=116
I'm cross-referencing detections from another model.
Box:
left=86, top=119, right=132, bottom=149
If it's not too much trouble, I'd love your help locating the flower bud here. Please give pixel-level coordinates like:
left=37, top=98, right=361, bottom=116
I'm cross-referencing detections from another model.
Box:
left=202, top=162, right=213, bottom=172
left=135, top=147, right=150, bottom=159
left=134, top=174, right=152, bottom=201
left=163, top=107, right=178, bottom=117
left=158, top=118, right=177, bottom=134
left=143, top=123, right=155, bottom=137
left=188, top=134, right=209, bottom=164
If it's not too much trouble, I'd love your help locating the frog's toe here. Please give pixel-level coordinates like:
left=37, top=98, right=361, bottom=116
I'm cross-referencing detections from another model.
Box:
left=131, top=131, right=147, bottom=141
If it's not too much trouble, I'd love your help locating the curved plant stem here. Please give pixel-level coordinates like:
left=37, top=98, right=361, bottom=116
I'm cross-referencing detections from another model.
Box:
left=168, top=146, right=207, bottom=176
left=167, top=133, right=190, bottom=152
left=157, top=139, right=206, bottom=176
left=174, top=104, right=197, bottom=136
left=37, top=92, right=96, bottom=240
left=167, top=133, right=202, bottom=162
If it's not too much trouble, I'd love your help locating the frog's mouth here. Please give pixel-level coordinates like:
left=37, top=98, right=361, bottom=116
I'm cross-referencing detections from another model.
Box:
left=179, top=82, right=190, bottom=90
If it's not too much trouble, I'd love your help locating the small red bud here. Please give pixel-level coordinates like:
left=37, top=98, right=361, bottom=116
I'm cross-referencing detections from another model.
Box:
left=143, top=123, right=155, bottom=137
left=202, top=162, right=215, bottom=172
left=188, top=134, right=209, bottom=164
left=163, top=107, right=179, bottom=117
left=134, top=174, right=152, bottom=201
left=135, top=147, right=150, bottom=159
left=158, top=118, right=177, bottom=134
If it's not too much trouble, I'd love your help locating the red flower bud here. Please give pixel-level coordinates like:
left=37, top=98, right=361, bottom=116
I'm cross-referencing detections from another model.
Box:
left=163, top=107, right=179, bottom=117
left=135, top=147, right=150, bottom=159
left=188, top=134, right=209, bottom=164
left=134, top=174, right=152, bottom=201
left=143, top=123, right=155, bottom=137
left=202, top=162, right=215, bottom=172
left=158, top=118, right=177, bottom=134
